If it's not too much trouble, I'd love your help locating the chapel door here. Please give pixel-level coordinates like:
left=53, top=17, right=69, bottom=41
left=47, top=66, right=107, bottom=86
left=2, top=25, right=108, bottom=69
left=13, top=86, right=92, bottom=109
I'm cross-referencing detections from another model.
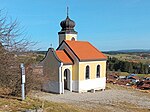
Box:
left=64, top=69, right=68, bottom=89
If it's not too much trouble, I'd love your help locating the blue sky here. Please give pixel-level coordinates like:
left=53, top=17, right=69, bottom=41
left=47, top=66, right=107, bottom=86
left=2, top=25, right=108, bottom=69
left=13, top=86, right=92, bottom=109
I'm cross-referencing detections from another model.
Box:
left=0, top=0, right=150, bottom=51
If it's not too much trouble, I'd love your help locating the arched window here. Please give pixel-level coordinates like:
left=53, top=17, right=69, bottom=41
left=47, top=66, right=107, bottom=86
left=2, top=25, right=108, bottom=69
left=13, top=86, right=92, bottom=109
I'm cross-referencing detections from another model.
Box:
left=96, top=65, right=100, bottom=78
left=85, top=65, right=90, bottom=79
left=71, top=37, right=75, bottom=41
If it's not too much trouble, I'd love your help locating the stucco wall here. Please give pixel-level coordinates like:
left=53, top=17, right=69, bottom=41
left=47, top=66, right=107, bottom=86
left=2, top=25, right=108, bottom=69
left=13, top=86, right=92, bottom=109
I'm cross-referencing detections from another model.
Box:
left=65, top=34, right=77, bottom=41
left=79, top=77, right=106, bottom=92
left=41, top=48, right=61, bottom=93
left=78, top=60, right=106, bottom=92
left=59, top=34, right=77, bottom=44
left=42, top=49, right=61, bottom=82
left=79, top=61, right=106, bottom=81
left=71, top=62, right=79, bottom=81
left=42, top=81, right=60, bottom=93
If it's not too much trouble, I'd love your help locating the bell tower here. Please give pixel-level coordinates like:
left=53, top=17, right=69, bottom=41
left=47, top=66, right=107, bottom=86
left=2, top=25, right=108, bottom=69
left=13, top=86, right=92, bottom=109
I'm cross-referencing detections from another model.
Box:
left=58, top=7, right=78, bottom=44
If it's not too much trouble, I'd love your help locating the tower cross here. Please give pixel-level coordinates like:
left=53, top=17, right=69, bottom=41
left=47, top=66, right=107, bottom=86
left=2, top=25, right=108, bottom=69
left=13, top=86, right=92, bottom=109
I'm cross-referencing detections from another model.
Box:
left=66, top=0, right=69, bottom=17
left=50, top=44, right=52, bottom=48
left=67, top=6, right=69, bottom=17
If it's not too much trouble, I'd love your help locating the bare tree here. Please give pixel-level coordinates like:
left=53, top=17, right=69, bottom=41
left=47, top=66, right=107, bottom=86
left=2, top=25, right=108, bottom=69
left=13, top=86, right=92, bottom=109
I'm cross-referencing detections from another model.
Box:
left=0, top=10, right=39, bottom=96
left=0, top=10, right=35, bottom=52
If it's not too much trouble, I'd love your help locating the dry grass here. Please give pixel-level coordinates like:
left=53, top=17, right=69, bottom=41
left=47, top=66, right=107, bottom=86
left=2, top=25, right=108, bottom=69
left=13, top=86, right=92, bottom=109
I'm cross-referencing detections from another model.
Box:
left=0, top=96, right=42, bottom=112
left=91, top=101, right=150, bottom=112
left=43, top=102, right=86, bottom=112
left=0, top=96, right=86, bottom=112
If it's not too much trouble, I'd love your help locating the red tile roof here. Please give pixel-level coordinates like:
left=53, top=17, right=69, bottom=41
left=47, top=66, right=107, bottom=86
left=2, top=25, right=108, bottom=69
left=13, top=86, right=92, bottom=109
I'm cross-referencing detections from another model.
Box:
left=56, top=50, right=73, bottom=65
left=64, top=40, right=107, bottom=61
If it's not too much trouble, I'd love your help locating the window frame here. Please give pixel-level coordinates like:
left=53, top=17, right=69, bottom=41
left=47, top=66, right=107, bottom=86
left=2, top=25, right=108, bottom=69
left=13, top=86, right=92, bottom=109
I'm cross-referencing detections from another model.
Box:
left=96, top=65, right=100, bottom=78
left=85, top=65, right=90, bottom=79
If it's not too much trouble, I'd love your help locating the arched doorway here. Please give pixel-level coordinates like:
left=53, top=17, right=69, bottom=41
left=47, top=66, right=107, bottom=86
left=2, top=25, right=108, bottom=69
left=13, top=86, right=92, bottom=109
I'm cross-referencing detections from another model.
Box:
left=64, top=69, right=72, bottom=91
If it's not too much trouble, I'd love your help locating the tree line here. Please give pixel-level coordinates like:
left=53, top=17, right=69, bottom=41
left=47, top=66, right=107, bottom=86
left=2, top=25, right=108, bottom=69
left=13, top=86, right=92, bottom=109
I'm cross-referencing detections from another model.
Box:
left=107, top=57, right=150, bottom=74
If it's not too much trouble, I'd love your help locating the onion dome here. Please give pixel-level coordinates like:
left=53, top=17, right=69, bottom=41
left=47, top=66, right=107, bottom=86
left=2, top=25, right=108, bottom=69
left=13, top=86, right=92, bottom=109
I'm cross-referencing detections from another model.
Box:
left=60, top=16, right=75, bottom=30
left=58, top=16, right=77, bottom=34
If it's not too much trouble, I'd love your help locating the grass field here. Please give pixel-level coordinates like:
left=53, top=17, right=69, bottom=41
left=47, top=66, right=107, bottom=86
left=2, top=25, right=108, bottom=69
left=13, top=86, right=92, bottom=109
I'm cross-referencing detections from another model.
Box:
left=107, top=71, right=150, bottom=77
left=106, top=53, right=150, bottom=64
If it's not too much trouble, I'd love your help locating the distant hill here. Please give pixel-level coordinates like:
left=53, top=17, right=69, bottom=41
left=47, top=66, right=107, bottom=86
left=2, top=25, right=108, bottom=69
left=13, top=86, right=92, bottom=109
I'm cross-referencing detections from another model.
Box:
left=34, top=49, right=150, bottom=55
left=35, top=51, right=47, bottom=54
left=103, top=49, right=150, bottom=54
left=116, top=49, right=150, bottom=53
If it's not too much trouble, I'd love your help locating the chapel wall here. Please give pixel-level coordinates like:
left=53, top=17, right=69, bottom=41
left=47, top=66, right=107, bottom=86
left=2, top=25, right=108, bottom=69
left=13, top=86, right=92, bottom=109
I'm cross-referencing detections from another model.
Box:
left=78, top=60, right=107, bottom=81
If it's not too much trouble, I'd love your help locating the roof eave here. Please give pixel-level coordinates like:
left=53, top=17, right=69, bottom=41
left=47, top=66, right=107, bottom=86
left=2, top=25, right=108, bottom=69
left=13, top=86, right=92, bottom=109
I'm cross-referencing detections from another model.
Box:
left=63, top=62, right=73, bottom=65
left=79, top=58, right=107, bottom=62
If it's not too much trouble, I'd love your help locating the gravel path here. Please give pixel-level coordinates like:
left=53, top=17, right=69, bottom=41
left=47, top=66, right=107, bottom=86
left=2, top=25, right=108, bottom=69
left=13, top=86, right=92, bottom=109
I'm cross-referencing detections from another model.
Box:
left=31, top=85, right=150, bottom=112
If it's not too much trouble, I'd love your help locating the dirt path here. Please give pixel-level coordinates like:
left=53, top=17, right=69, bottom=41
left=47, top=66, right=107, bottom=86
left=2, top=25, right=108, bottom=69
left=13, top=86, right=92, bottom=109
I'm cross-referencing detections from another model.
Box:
left=31, top=84, right=150, bottom=112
